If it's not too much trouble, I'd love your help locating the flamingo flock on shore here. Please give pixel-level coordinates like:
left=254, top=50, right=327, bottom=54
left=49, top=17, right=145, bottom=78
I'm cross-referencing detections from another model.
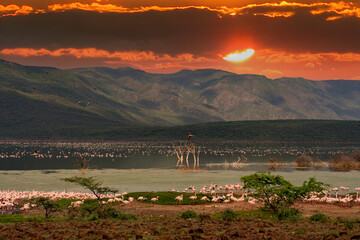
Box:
left=2, top=184, right=360, bottom=214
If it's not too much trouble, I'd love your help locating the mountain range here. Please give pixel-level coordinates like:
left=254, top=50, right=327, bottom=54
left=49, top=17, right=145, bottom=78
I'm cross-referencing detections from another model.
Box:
left=0, top=58, right=360, bottom=138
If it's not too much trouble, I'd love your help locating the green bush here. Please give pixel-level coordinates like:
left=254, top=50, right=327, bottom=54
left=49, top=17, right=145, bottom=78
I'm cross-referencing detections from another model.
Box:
left=30, top=197, right=59, bottom=218
left=241, top=172, right=326, bottom=218
left=277, top=208, right=300, bottom=221
left=219, top=209, right=239, bottom=221
left=309, top=213, right=330, bottom=222
left=98, top=207, right=137, bottom=220
left=180, top=210, right=197, bottom=219
left=79, top=199, right=100, bottom=215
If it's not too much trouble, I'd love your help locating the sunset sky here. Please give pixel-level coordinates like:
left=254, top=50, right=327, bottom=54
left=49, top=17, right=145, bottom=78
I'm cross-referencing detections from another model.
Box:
left=0, top=0, right=359, bottom=80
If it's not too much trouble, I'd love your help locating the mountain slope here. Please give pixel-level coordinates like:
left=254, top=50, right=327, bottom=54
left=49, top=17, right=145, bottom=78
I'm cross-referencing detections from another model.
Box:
left=0, top=59, right=360, bottom=139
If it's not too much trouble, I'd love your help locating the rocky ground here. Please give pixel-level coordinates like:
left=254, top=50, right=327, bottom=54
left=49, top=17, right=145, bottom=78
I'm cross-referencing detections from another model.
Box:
left=1, top=202, right=360, bottom=239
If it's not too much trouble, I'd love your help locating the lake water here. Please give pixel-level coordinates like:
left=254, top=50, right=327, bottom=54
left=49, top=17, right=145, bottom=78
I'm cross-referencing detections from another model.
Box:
left=0, top=140, right=359, bottom=192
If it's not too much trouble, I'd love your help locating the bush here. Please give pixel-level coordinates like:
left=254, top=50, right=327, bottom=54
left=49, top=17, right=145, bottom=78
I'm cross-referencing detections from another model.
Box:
left=79, top=199, right=100, bottom=216
left=98, top=207, right=137, bottom=220
left=351, top=151, right=360, bottom=162
left=329, top=153, right=359, bottom=171
left=30, top=197, right=59, bottom=218
left=180, top=210, right=197, bottom=219
left=277, top=208, right=300, bottom=221
left=241, top=172, right=326, bottom=218
left=219, top=209, right=238, bottom=221
left=295, top=155, right=312, bottom=167
left=310, top=213, right=329, bottom=222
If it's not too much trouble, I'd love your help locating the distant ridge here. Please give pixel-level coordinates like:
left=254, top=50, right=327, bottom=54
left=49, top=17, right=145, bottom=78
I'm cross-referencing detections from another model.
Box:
left=0, top=58, right=360, bottom=139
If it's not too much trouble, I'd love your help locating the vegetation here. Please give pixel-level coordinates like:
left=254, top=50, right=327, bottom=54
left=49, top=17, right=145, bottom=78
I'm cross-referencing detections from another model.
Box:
left=310, top=213, right=330, bottom=222
left=30, top=197, right=59, bottom=218
left=62, top=176, right=118, bottom=201
left=217, top=209, right=239, bottom=221
left=241, top=172, right=326, bottom=219
left=180, top=210, right=197, bottom=219
left=126, top=192, right=212, bottom=205
left=295, top=155, right=312, bottom=167
left=329, top=152, right=360, bottom=171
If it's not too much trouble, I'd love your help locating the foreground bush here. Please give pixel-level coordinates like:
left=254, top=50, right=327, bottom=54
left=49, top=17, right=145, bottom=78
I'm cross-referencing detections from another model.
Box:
left=310, top=213, right=330, bottom=222
left=241, top=172, right=326, bottom=219
left=180, top=210, right=197, bottom=219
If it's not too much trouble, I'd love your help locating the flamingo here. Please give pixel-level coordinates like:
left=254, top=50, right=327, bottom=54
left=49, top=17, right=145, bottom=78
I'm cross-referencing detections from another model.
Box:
left=150, top=196, right=159, bottom=204
left=200, top=196, right=209, bottom=204
left=175, top=195, right=183, bottom=205
left=137, top=196, right=146, bottom=202
left=189, top=194, right=197, bottom=204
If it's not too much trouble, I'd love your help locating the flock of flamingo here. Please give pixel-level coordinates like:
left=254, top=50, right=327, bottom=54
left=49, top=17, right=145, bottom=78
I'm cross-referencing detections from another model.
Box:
left=0, top=140, right=353, bottom=162
left=1, top=184, right=360, bottom=214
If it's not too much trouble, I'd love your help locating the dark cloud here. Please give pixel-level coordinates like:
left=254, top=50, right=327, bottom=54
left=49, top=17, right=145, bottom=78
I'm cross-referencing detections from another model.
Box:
left=0, top=7, right=359, bottom=55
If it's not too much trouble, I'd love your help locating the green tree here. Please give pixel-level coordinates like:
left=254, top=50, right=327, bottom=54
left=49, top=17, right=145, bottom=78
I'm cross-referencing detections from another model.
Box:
left=31, top=197, right=59, bottom=218
left=62, top=176, right=118, bottom=201
left=241, top=172, right=325, bottom=217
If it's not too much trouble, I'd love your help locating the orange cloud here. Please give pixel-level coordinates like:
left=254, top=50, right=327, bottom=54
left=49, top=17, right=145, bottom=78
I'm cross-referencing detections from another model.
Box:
left=258, top=49, right=360, bottom=64
left=0, top=48, right=211, bottom=63
left=1, top=1, right=360, bottom=21
left=0, top=4, right=33, bottom=17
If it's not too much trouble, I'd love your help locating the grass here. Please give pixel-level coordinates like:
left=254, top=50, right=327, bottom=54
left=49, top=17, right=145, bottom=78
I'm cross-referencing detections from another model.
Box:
left=0, top=214, right=65, bottom=223
left=126, top=192, right=213, bottom=205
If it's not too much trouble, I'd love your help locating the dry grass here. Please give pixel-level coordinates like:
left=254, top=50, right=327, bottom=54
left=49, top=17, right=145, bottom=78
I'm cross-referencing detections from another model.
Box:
left=328, top=152, right=360, bottom=171
left=267, top=158, right=286, bottom=171
left=295, top=155, right=313, bottom=168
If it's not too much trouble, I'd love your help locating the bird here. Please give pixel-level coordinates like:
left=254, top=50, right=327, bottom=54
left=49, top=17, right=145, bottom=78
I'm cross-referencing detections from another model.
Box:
left=150, top=196, right=159, bottom=204
left=188, top=133, right=195, bottom=140
left=175, top=195, right=183, bottom=205
left=189, top=194, right=197, bottom=204
left=200, top=196, right=209, bottom=204
left=137, top=196, right=146, bottom=202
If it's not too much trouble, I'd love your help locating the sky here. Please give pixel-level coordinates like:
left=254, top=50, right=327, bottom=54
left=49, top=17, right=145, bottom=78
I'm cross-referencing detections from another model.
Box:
left=0, top=0, right=359, bottom=80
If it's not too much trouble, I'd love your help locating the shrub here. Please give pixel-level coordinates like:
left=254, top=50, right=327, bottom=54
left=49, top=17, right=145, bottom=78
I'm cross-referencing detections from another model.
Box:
left=329, top=153, right=359, bottom=171
left=277, top=208, right=300, bottom=221
left=219, top=209, right=238, bottom=221
left=241, top=172, right=326, bottom=218
left=310, top=213, right=329, bottom=222
left=180, top=210, right=197, bottom=219
left=312, top=157, right=324, bottom=168
left=351, top=151, right=360, bottom=162
left=98, top=207, right=137, bottom=220
left=295, top=155, right=312, bottom=167
left=30, top=197, right=59, bottom=218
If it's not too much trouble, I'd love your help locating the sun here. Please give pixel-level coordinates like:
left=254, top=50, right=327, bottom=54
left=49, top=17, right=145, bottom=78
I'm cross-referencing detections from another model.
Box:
left=223, top=49, right=255, bottom=62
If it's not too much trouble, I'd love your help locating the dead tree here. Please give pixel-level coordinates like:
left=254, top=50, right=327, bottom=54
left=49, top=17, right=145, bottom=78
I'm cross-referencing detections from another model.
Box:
left=173, top=141, right=186, bottom=167
left=74, top=156, right=90, bottom=175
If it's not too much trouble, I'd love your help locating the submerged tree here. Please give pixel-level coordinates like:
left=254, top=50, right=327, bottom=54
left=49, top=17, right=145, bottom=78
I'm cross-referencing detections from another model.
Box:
left=173, top=141, right=200, bottom=169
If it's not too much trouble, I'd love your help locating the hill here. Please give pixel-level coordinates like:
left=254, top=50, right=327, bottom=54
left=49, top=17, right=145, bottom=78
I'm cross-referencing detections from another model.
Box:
left=0, top=59, right=360, bottom=140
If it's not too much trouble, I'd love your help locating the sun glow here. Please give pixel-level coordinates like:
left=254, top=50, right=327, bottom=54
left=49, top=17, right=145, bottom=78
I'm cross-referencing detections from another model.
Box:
left=223, top=49, right=255, bottom=62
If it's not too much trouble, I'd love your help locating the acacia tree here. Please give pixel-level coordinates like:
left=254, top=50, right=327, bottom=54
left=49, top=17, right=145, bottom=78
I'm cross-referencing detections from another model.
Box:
left=62, top=176, right=117, bottom=201
left=31, top=197, right=59, bottom=218
left=241, top=172, right=326, bottom=216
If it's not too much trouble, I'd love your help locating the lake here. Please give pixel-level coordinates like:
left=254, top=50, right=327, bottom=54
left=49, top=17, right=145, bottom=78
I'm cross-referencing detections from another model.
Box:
left=0, top=140, right=359, bottom=192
